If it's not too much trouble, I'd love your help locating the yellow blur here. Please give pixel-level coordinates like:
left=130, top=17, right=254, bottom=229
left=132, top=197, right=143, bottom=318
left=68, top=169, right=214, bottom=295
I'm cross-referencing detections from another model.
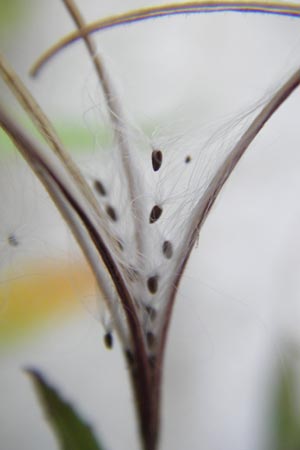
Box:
left=0, top=261, right=94, bottom=347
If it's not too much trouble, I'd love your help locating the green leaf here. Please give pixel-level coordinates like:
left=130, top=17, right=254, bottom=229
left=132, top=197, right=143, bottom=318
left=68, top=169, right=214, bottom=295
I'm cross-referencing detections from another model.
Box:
left=272, top=363, right=300, bottom=450
left=26, top=368, right=105, bottom=450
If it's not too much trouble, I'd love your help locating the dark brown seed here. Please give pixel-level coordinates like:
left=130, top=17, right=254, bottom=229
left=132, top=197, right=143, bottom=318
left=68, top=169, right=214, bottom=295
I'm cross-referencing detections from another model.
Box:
left=162, top=240, right=173, bottom=259
left=185, top=155, right=191, bottom=163
left=152, top=149, right=163, bottom=171
left=106, top=205, right=118, bottom=222
left=146, top=331, right=156, bottom=348
left=104, top=332, right=113, bottom=349
left=149, top=205, right=162, bottom=224
left=8, top=234, right=19, bottom=247
left=145, top=305, right=157, bottom=321
left=94, top=179, right=107, bottom=196
left=147, top=275, right=159, bottom=294
left=125, top=349, right=135, bottom=366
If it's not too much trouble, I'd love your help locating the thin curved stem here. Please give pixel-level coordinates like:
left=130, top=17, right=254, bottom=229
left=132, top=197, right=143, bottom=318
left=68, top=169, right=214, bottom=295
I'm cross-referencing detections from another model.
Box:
left=30, top=1, right=300, bottom=77
left=0, top=54, right=101, bottom=216
left=0, top=106, right=157, bottom=450
left=61, top=0, right=146, bottom=261
left=0, top=50, right=133, bottom=342
left=0, top=107, right=138, bottom=343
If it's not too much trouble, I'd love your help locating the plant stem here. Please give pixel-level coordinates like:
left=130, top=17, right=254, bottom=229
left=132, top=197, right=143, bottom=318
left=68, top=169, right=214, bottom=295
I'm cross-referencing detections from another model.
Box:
left=128, top=358, right=161, bottom=450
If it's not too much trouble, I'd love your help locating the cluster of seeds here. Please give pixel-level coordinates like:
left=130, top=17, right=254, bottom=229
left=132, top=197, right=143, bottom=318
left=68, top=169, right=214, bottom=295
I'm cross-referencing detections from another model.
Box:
left=89, top=135, right=195, bottom=357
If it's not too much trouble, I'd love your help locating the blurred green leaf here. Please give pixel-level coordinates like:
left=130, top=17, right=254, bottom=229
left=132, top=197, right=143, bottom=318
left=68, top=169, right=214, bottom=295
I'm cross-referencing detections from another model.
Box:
left=0, top=120, right=112, bottom=157
left=272, top=364, right=300, bottom=450
left=26, top=368, right=105, bottom=450
left=0, top=0, right=30, bottom=29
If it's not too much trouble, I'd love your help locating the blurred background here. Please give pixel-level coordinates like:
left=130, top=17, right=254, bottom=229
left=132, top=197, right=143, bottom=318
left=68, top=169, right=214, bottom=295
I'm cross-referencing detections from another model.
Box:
left=1, top=1, right=300, bottom=449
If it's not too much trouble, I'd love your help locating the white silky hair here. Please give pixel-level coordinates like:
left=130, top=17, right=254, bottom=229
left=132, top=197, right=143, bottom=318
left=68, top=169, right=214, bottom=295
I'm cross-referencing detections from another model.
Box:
left=75, top=73, right=277, bottom=348
left=0, top=69, right=291, bottom=353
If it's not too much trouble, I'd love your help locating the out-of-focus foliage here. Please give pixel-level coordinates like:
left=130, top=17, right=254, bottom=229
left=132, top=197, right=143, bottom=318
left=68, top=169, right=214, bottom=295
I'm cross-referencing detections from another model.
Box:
left=0, top=261, right=93, bottom=348
left=0, top=122, right=111, bottom=156
left=27, top=369, right=105, bottom=450
left=272, top=356, right=300, bottom=450
left=0, top=0, right=32, bottom=31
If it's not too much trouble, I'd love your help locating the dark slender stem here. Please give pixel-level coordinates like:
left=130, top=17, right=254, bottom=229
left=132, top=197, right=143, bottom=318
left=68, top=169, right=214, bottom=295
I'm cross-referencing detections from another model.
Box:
left=127, top=360, right=160, bottom=450
left=0, top=105, right=159, bottom=449
left=61, top=0, right=146, bottom=258
left=144, top=68, right=300, bottom=450
left=59, top=3, right=158, bottom=448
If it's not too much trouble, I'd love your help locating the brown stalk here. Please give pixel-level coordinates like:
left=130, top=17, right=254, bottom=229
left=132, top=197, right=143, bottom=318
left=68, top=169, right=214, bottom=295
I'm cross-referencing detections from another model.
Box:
left=0, top=51, right=135, bottom=343
left=59, top=2, right=159, bottom=448
left=0, top=105, right=157, bottom=450
left=0, top=54, right=101, bottom=216
left=61, top=0, right=145, bottom=258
